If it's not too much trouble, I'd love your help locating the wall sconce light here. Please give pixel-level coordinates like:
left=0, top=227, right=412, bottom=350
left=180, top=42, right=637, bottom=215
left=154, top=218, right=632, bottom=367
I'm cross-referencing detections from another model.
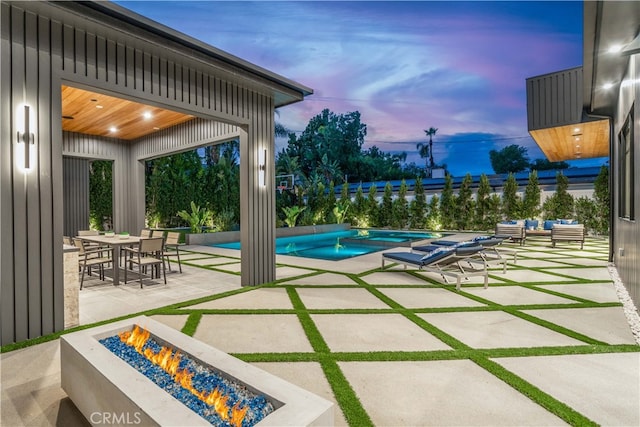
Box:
left=259, top=148, right=266, bottom=187
left=16, top=104, right=35, bottom=172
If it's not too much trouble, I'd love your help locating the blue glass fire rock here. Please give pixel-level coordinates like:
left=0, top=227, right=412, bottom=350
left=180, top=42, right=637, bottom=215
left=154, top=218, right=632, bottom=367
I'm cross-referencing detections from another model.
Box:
left=99, top=332, right=275, bottom=426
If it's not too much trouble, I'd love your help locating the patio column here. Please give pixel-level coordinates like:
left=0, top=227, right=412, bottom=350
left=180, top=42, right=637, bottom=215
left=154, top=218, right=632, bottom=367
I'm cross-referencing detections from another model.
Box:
left=239, top=98, right=276, bottom=286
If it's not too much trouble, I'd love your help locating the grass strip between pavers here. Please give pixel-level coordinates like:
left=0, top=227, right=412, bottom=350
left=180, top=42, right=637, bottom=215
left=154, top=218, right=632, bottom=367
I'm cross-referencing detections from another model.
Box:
left=352, top=275, right=473, bottom=350
left=286, top=287, right=330, bottom=353
left=234, top=344, right=640, bottom=364
left=471, top=355, right=599, bottom=426
left=320, top=358, right=375, bottom=427
left=286, top=285, right=374, bottom=425
left=181, top=312, right=202, bottom=336
left=516, top=282, right=612, bottom=304
left=504, top=308, right=610, bottom=345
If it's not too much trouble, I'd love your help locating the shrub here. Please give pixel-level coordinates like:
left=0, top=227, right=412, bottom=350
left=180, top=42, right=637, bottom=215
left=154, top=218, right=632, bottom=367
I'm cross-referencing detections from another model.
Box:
left=282, top=205, right=306, bottom=228
left=177, top=201, right=213, bottom=233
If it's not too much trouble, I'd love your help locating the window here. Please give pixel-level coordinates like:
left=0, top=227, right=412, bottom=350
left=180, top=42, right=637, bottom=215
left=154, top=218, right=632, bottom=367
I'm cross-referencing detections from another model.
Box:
left=618, top=107, right=634, bottom=220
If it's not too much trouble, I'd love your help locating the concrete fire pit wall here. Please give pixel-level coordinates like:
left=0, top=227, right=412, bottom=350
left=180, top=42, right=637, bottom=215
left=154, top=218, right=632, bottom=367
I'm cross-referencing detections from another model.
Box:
left=61, top=316, right=333, bottom=426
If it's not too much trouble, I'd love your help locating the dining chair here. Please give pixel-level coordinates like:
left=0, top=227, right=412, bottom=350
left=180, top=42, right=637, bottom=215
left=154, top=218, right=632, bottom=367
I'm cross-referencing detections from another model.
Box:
left=74, top=238, right=113, bottom=290
left=150, top=229, right=164, bottom=238
left=76, top=229, right=109, bottom=252
left=123, top=237, right=166, bottom=288
left=162, top=231, right=183, bottom=273
left=140, top=229, right=152, bottom=238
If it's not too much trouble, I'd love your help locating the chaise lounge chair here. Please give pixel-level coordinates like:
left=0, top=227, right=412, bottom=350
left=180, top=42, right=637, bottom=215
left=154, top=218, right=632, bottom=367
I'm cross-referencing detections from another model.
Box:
left=413, top=235, right=516, bottom=273
left=381, top=245, right=488, bottom=290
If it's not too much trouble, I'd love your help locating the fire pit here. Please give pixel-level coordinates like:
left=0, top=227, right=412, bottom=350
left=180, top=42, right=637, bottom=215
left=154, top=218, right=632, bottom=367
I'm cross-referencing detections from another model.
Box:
left=61, top=316, right=333, bottom=426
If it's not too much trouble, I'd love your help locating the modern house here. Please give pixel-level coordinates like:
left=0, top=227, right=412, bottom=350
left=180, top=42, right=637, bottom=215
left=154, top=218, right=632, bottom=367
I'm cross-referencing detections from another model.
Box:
left=527, top=1, right=640, bottom=308
left=0, top=1, right=312, bottom=345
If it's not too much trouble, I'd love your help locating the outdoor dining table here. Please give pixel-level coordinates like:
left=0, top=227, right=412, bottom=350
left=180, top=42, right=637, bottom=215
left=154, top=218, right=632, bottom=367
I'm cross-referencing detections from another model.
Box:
left=79, top=234, right=141, bottom=286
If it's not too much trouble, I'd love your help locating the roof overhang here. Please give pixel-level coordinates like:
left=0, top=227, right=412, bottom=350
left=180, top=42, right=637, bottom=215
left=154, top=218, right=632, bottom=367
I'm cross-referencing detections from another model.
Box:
left=529, top=1, right=640, bottom=162
left=583, top=1, right=640, bottom=117
left=529, top=119, right=609, bottom=162
left=48, top=1, right=313, bottom=108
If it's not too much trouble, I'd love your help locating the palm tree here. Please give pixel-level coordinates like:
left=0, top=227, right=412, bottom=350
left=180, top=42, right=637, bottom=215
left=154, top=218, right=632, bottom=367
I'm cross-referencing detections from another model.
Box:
left=424, top=127, right=438, bottom=173
left=275, top=122, right=290, bottom=138
left=416, top=141, right=430, bottom=173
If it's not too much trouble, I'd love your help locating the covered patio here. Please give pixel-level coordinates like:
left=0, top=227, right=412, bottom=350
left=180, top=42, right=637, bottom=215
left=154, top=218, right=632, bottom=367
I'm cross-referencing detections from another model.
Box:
left=1, top=0, right=311, bottom=346
left=2, top=235, right=639, bottom=426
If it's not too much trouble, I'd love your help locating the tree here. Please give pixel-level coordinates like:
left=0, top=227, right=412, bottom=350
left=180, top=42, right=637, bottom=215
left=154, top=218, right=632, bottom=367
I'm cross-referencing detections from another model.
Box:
left=502, top=173, right=521, bottom=220
left=426, top=194, right=441, bottom=230
left=489, top=144, right=530, bottom=174
left=529, top=158, right=569, bottom=171
left=486, top=194, right=503, bottom=229
left=285, top=108, right=366, bottom=182
left=366, top=184, right=379, bottom=227
left=89, top=160, right=113, bottom=230
left=522, top=170, right=541, bottom=219
left=325, top=181, right=337, bottom=223
left=146, top=150, right=204, bottom=227
left=417, top=127, right=438, bottom=177
left=542, top=172, right=574, bottom=219
left=574, top=197, right=598, bottom=235
left=440, top=174, right=456, bottom=229
left=410, top=177, right=427, bottom=229
left=379, top=182, right=394, bottom=227
left=475, top=174, right=492, bottom=230
left=456, top=173, right=474, bottom=230
left=416, top=141, right=429, bottom=172
left=392, top=180, right=409, bottom=229
left=425, top=127, right=438, bottom=173
left=274, top=122, right=291, bottom=138
left=339, top=182, right=352, bottom=223
left=593, top=165, right=610, bottom=234
left=352, top=184, right=368, bottom=227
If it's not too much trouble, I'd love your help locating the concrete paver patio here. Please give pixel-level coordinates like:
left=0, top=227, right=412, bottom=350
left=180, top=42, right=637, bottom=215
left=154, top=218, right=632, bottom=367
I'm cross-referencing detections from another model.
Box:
left=1, top=235, right=639, bottom=426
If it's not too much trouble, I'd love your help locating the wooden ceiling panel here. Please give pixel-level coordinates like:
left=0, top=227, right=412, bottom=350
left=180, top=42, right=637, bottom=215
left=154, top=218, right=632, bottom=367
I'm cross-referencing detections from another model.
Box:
left=529, top=119, right=609, bottom=162
left=61, top=85, right=194, bottom=140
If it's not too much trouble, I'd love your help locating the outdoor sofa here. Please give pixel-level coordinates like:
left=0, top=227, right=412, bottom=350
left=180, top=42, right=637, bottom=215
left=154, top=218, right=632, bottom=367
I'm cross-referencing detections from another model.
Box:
left=495, top=223, right=526, bottom=245
left=381, top=244, right=488, bottom=290
left=551, top=223, right=586, bottom=249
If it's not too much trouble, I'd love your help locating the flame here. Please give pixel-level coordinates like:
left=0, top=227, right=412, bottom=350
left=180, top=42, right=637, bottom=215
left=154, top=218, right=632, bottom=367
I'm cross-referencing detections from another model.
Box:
left=119, top=325, right=247, bottom=426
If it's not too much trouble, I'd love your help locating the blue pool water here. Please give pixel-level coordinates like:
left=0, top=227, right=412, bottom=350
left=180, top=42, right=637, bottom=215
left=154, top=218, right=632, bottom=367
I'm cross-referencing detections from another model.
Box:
left=214, top=229, right=444, bottom=261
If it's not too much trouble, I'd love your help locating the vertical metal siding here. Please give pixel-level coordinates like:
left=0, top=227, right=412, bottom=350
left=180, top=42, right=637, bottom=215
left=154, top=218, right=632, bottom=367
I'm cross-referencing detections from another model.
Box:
left=613, top=54, right=640, bottom=309
left=62, top=157, right=90, bottom=238
left=1, top=1, right=15, bottom=344
left=240, top=93, right=275, bottom=285
left=526, top=67, right=583, bottom=131
left=62, top=132, right=134, bottom=234
left=39, top=13, right=58, bottom=336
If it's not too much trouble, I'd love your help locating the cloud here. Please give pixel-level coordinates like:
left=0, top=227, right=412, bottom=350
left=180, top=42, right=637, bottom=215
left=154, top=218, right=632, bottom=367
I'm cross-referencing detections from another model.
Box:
left=117, top=1, right=593, bottom=177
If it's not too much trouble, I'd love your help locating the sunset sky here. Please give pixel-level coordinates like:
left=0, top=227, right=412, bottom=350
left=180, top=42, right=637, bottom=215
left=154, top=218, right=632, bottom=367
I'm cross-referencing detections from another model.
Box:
left=116, top=1, right=607, bottom=176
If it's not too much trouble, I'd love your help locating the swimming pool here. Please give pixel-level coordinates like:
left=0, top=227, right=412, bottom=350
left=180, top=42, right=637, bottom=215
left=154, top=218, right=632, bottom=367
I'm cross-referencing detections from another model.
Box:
left=213, top=229, right=445, bottom=261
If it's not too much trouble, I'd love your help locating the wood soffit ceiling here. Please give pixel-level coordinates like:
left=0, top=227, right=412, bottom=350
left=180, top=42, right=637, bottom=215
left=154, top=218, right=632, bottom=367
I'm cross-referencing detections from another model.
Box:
left=61, top=85, right=194, bottom=140
left=529, top=119, right=609, bottom=162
